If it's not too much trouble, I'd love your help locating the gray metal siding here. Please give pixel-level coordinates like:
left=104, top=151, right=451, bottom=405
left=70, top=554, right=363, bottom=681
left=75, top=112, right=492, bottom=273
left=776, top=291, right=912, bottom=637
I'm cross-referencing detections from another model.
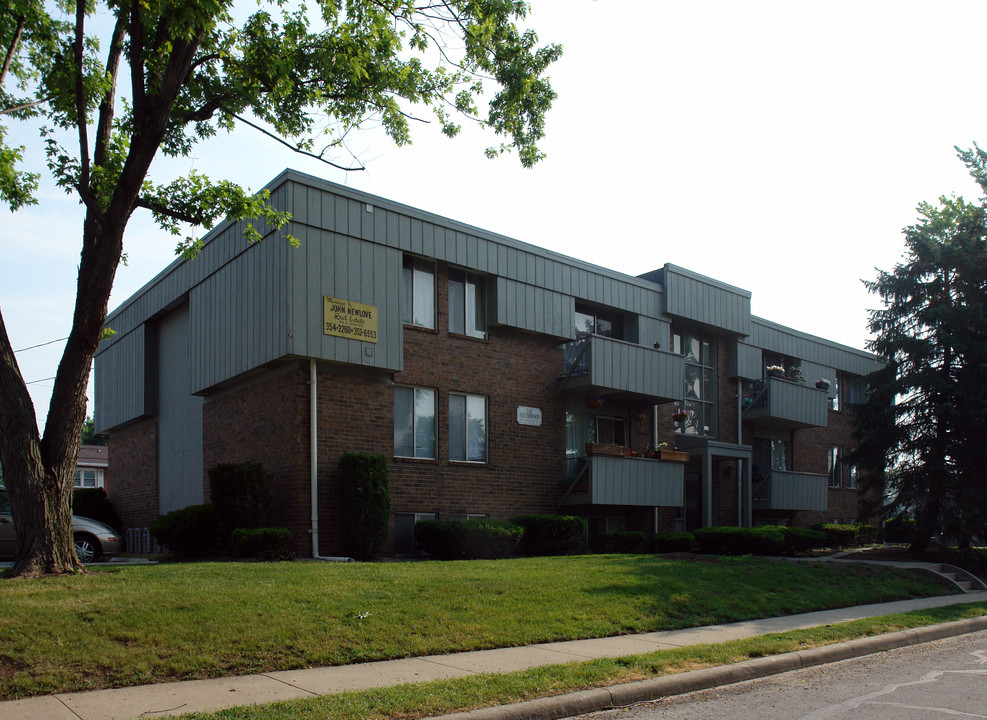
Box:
left=730, top=342, right=762, bottom=380
left=589, top=456, right=685, bottom=506
left=94, top=325, right=146, bottom=432
left=759, top=470, right=828, bottom=511
left=746, top=377, right=828, bottom=428
left=750, top=318, right=883, bottom=377
left=157, top=304, right=204, bottom=514
left=493, top=277, right=573, bottom=338
left=663, top=265, right=752, bottom=336
left=288, top=226, right=403, bottom=371
left=562, top=336, right=685, bottom=402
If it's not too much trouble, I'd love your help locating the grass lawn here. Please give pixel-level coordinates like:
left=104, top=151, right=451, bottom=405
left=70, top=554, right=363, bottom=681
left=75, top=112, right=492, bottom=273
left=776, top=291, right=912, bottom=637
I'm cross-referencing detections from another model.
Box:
left=0, top=554, right=957, bottom=700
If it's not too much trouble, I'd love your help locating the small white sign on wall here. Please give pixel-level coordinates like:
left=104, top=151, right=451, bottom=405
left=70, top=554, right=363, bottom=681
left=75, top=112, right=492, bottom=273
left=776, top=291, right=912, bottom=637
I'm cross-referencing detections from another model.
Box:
left=517, top=406, right=542, bottom=427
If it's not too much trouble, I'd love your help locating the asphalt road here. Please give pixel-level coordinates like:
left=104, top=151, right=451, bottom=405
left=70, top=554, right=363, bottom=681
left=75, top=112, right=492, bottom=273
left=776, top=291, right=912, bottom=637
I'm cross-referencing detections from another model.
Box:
left=578, top=629, right=987, bottom=720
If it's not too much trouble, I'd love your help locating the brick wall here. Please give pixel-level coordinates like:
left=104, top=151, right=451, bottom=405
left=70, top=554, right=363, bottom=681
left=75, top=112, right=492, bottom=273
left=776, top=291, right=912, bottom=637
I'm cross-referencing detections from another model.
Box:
left=201, top=362, right=312, bottom=555
left=793, top=407, right=861, bottom=526
left=107, top=418, right=158, bottom=532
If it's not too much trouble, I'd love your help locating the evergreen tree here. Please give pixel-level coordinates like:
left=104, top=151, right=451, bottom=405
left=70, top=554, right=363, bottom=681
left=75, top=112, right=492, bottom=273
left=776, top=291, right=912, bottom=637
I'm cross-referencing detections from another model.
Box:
left=855, top=146, right=987, bottom=551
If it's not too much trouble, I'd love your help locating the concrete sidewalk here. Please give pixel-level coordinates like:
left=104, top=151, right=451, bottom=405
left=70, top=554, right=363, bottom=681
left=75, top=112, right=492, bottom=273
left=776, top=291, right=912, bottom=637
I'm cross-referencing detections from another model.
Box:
left=3, top=591, right=985, bottom=720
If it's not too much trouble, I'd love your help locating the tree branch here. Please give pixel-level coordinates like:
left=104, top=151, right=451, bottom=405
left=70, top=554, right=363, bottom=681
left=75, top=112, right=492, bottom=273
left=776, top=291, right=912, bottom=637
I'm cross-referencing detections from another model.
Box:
left=93, top=13, right=127, bottom=168
left=133, top=196, right=208, bottom=224
left=73, top=0, right=90, bottom=189
left=0, top=96, right=52, bottom=115
left=1, top=13, right=24, bottom=88
left=232, top=113, right=365, bottom=171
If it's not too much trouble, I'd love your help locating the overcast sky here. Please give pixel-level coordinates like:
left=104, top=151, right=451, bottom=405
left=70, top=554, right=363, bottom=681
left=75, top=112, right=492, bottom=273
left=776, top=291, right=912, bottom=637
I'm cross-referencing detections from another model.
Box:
left=4, top=0, right=987, bottom=430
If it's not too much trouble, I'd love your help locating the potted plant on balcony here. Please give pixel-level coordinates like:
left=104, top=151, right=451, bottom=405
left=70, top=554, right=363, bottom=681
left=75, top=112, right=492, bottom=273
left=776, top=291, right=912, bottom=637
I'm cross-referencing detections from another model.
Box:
left=671, top=407, right=692, bottom=423
left=585, top=396, right=604, bottom=410
left=659, top=447, right=690, bottom=462
left=585, top=443, right=629, bottom=457
left=815, top=378, right=831, bottom=391
left=766, top=364, right=785, bottom=378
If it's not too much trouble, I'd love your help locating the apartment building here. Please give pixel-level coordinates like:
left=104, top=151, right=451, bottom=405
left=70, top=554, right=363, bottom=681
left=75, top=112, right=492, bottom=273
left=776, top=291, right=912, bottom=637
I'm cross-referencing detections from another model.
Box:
left=95, top=170, right=880, bottom=556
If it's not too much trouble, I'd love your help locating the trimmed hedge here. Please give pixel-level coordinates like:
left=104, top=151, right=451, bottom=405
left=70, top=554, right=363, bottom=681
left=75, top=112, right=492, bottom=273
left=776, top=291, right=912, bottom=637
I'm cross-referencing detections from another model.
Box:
left=150, top=504, right=219, bottom=558
left=338, top=453, right=391, bottom=560
left=695, top=526, right=826, bottom=556
left=415, top=518, right=522, bottom=560
left=780, top=526, right=826, bottom=554
left=513, top=514, right=586, bottom=556
left=651, top=531, right=695, bottom=553
left=72, top=487, right=122, bottom=534
left=815, top=523, right=879, bottom=548
left=882, top=518, right=916, bottom=544
left=595, top=531, right=648, bottom=554
left=231, top=527, right=294, bottom=561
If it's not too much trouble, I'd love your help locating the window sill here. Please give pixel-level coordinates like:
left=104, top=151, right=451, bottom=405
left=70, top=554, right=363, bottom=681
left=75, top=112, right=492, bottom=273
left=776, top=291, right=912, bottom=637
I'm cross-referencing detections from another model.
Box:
left=404, top=323, right=438, bottom=334
left=449, top=460, right=489, bottom=468
left=448, top=331, right=488, bottom=343
left=394, top=455, right=439, bottom=464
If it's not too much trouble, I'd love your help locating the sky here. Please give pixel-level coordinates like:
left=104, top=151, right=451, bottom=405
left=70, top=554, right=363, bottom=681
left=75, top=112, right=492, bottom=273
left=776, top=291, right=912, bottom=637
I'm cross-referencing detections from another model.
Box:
left=4, top=0, right=987, bottom=430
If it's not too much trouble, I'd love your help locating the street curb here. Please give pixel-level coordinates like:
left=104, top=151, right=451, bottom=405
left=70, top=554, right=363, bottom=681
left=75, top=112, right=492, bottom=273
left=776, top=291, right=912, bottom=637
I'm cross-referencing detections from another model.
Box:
left=433, top=615, right=987, bottom=720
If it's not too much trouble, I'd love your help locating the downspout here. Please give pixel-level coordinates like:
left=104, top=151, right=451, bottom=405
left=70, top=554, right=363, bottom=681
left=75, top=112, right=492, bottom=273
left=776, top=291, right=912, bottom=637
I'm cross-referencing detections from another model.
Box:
left=737, top=378, right=743, bottom=527
left=310, top=359, right=354, bottom=562
left=653, top=404, right=660, bottom=533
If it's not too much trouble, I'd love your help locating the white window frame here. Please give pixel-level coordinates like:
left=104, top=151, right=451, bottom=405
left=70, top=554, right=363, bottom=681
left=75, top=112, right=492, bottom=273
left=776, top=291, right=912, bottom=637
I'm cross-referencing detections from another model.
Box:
left=449, top=393, right=487, bottom=463
left=402, top=256, right=436, bottom=329
left=827, top=446, right=842, bottom=488
left=73, top=468, right=103, bottom=489
left=449, top=269, right=486, bottom=339
left=394, top=386, right=437, bottom=459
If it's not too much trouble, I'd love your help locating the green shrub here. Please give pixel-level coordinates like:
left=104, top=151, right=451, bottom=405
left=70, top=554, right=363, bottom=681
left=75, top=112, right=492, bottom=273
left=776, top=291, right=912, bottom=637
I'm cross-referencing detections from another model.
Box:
left=856, top=524, right=880, bottom=544
left=694, top=526, right=786, bottom=555
left=882, top=517, right=916, bottom=544
left=72, top=488, right=122, bottom=534
left=651, top=531, right=695, bottom=553
left=208, top=462, right=272, bottom=547
left=338, top=453, right=391, bottom=560
left=231, top=527, right=294, bottom=561
left=150, top=504, right=219, bottom=558
left=513, top=514, right=586, bottom=556
left=780, top=526, right=826, bottom=554
left=816, top=523, right=859, bottom=548
left=594, top=531, right=647, bottom=554
left=415, top=518, right=522, bottom=559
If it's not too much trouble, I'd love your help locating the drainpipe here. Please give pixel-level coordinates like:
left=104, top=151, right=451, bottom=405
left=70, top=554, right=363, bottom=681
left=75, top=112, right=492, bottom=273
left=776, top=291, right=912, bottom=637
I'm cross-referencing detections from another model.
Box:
left=653, top=404, right=660, bottom=534
left=310, top=359, right=353, bottom=562
left=737, top=379, right=743, bottom=527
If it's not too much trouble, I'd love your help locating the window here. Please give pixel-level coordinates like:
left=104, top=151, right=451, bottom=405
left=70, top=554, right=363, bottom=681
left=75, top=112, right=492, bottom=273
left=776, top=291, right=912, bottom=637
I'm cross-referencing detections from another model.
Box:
left=828, top=446, right=842, bottom=488
left=596, top=416, right=626, bottom=446
left=829, top=374, right=840, bottom=411
left=394, top=387, right=436, bottom=459
left=402, top=256, right=435, bottom=329
left=565, top=412, right=595, bottom=479
left=846, top=463, right=859, bottom=489
left=73, top=469, right=101, bottom=488
left=672, top=329, right=716, bottom=437
left=449, top=269, right=486, bottom=338
left=449, top=393, right=487, bottom=462
left=843, top=375, right=867, bottom=408
left=574, top=303, right=626, bottom=340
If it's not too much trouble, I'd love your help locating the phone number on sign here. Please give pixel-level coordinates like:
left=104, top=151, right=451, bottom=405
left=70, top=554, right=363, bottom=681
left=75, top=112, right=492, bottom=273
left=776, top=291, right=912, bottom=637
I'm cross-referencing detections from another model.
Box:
left=325, top=322, right=377, bottom=340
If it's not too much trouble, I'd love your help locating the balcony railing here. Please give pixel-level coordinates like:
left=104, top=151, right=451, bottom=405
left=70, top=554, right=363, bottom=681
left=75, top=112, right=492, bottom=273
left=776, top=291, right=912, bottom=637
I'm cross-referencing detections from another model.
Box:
left=743, top=376, right=828, bottom=429
left=559, top=335, right=685, bottom=403
left=561, top=454, right=685, bottom=507
left=752, top=470, right=828, bottom=511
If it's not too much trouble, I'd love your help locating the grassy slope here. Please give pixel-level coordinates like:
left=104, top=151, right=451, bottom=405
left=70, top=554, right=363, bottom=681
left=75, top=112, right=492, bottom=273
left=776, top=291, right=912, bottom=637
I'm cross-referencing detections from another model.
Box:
left=0, top=554, right=953, bottom=699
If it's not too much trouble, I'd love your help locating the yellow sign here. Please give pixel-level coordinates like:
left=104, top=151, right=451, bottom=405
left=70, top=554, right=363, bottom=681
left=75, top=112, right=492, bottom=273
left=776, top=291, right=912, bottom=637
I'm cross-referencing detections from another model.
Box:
left=323, top=296, right=378, bottom=343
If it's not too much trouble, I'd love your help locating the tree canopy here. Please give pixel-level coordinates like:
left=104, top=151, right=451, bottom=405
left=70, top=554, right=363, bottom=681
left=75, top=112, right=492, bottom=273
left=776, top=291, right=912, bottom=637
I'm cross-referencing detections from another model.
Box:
left=0, top=0, right=560, bottom=576
left=854, top=145, right=987, bottom=552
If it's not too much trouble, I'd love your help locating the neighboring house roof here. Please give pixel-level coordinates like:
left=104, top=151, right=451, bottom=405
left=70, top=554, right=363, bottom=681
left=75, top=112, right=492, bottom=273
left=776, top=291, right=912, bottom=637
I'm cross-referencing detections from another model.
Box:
left=78, top=445, right=109, bottom=469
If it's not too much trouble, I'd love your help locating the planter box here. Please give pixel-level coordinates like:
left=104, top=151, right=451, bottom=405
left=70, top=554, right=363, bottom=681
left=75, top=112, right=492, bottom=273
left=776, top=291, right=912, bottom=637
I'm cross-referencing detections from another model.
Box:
left=585, top=443, right=629, bottom=457
left=659, top=449, right=690, bottom=463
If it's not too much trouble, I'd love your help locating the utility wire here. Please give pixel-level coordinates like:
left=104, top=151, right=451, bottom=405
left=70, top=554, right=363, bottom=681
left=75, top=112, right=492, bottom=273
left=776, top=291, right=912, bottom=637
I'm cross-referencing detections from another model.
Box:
left=14, top=337, right=68, bottom=353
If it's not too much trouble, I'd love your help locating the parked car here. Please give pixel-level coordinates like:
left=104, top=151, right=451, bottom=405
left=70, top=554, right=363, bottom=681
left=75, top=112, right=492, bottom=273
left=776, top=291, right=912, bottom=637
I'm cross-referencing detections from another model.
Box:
left=0, top=487, right=123, bottom=563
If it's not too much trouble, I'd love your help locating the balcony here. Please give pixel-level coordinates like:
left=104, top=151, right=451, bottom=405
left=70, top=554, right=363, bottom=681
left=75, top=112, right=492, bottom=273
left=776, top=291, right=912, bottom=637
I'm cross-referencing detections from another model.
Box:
left=559, top=335, right=685, bottom=404
left=743, top=376, right=828, bottom=429
left=752, top=470, right=828, bottom=511
left=560, top=454, right=686, bottom=507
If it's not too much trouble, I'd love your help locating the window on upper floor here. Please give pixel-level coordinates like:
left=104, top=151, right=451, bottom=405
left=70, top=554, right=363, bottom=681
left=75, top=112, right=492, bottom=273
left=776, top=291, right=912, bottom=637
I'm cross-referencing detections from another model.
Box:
left=574, top=303, right=626, bottom=340
left=402, top=256, right=436, bottom=329
left=672, top=329, right=716, bottom=437
left=829, top=374, right=841, bottom=411
left=828, top=446, right=843, bottom=488
left=449, top=393, right=487, bottom=462
left=596, top=415, right=627, bottom=446
left=846, top=462, right=859, bottom=489
left=449, top=269, right=486, bottom=338
left=394, top=386, right=436, bottom=459
left=843, top=375, right=867, bottom=408
left=764, top=352, right=802, bottom=381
